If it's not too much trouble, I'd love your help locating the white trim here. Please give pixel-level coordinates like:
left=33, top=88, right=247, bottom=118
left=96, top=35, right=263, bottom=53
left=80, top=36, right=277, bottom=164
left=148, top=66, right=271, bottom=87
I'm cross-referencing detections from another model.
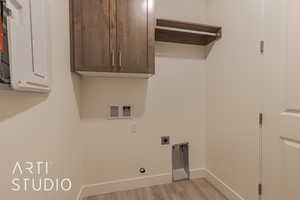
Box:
left=190, top=168, right=208, bottom=179
left=77, top=168, right=206, bottom=200
left=77, top=173, right=171, bottom=200
left=76, top=169, right=245, bottom=200
left=205, top=169, right=245, bottom=200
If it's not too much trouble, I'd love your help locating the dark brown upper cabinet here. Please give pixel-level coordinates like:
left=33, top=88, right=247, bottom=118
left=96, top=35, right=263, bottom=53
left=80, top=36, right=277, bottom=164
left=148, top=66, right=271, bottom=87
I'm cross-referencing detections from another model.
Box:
left=70, top=0, right=155, bottom=78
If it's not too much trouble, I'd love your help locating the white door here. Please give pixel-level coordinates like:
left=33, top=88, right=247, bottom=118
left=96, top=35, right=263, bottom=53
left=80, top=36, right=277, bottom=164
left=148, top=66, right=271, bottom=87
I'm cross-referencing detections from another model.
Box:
left=206, top=0, right=264, bottom=199
left=262, top=0, right=300, bottom=199
left=7, top=0, right=50, bottom=92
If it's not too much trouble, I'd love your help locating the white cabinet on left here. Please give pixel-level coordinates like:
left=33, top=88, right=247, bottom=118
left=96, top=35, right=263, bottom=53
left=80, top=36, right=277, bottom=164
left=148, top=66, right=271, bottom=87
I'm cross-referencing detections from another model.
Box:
left=0, top=0, right=50, bottom=93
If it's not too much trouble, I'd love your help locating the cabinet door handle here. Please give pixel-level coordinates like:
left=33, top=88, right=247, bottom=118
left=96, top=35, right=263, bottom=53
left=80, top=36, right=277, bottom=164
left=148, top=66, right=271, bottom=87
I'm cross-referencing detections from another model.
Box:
left=111, top=51, right=115, bottom=67
left=118, top=51, right=122, bottom=69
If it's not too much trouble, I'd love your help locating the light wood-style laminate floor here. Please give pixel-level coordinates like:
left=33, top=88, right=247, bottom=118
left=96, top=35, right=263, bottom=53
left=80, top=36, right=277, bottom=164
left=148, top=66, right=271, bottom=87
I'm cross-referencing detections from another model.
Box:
left=88, top=178, right=228, bottom=200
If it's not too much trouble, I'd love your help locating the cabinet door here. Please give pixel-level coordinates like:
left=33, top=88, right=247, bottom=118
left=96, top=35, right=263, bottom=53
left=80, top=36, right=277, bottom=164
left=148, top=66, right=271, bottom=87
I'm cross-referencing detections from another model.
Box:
left=73, top=0, right=113, bottom=72
left=116, top=0, right=153, bottom=74
left=8, top=0, right=50, bottom=92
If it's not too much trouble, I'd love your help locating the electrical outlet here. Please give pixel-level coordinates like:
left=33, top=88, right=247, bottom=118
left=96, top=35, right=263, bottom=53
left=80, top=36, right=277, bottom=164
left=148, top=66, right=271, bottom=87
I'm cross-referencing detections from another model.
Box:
left=161, top=136, right=170, bottom=145
left=122, top=105, right=132, bottom=118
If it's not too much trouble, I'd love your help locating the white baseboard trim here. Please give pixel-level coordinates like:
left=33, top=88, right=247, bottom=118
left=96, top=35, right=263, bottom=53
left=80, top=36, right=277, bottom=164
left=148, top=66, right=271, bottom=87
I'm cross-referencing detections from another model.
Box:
left=204, top=169, right=245, bottom=200
left=77, top=172, right=171, bottom=200
left=77, top=168, right=206, bottom=200
left=190, top=168, right=208, bottom=179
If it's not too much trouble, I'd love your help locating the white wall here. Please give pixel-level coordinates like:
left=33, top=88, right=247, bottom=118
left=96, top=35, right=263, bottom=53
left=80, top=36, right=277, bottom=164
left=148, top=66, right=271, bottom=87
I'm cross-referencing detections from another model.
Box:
left=206, top=0, right=263, bottom=199
left=81, top=0, right=208, bottom=187
left=0, top=1, right=265, bottom=200
left=0, top=0, right=207, bottom=199
left=0, top=0, right=85, bottom=200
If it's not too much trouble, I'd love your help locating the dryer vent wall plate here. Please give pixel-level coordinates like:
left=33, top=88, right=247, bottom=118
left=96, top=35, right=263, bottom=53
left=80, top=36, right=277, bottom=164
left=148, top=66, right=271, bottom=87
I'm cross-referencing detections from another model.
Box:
left=108, top=105, right=133, bottom=120
left=172, top=143, right=190, bottom=182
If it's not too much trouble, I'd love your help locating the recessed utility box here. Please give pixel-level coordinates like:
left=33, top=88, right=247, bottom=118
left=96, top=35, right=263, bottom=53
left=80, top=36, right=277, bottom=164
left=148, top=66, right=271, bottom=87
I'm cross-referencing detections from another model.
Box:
left=172, top=143, right=190, bottom=182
